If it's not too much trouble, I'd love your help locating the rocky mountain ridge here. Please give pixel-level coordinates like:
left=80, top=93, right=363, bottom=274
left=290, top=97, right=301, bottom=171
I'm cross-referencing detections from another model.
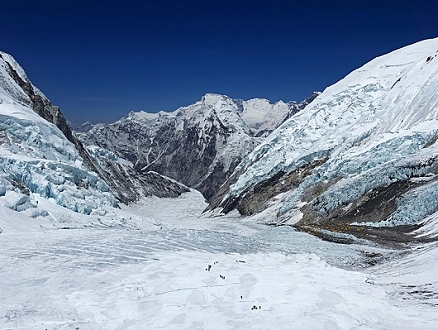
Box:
left=78, top=92, right=318, bottom=201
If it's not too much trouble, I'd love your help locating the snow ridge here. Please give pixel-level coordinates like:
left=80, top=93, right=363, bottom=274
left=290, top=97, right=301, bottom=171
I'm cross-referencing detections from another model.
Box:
left=212, top=38, right=438, bottom=236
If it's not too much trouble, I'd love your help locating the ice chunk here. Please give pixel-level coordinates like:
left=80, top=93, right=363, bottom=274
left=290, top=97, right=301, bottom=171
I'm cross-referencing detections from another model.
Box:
left=2, top=191, right=35, bottom=211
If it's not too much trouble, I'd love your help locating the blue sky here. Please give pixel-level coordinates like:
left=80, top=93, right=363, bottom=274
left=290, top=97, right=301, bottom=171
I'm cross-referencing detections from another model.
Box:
left=1, top=0, right=437, bottom=123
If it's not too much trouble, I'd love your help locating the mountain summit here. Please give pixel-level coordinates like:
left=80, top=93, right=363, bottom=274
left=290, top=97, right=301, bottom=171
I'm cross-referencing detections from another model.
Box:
left=78, top=93, right=317, bottom=200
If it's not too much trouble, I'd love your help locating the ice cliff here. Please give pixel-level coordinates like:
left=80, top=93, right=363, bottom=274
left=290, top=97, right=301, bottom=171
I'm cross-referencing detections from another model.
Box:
left=0, top=51, right=188, bottom=216
left=0, top=51, right=117, bottom=214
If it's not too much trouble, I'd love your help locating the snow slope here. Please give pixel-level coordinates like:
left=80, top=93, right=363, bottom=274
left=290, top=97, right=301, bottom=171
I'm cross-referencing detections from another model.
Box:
left=211, top=38, right=438, bottom=239
left=0, top=51, right=118, bottom=215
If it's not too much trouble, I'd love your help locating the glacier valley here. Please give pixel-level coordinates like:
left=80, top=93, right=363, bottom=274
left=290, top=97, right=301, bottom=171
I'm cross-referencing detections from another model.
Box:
left=1, top=191, right=438, bottom=329
left=1, top=36, right=438, bottom=329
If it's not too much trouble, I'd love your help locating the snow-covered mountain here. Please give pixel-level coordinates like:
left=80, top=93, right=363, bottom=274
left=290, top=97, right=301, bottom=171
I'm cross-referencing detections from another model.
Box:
left=0, top=51, right=117, bottom=214
left=2, top=46, right=438, bottom=330
left=209, top=38, right=438, bottom=244
left=78, top=93, right=318, bottom=201
left=68, top=120, right=94, bottom=133
left=0, top=51, right=188, bottom=217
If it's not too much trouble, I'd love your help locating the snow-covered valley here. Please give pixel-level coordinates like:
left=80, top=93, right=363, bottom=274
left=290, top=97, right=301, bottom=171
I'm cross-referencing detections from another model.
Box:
left=1, top=190, right=438, bottom=329
left=1, top=36, right=438, bottom=329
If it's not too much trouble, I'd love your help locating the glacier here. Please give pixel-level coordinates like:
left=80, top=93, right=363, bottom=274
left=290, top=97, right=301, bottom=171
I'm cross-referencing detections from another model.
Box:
left=211, top=38, right=438, bottom=237
left=1, top=41, right=438, bottom=329
left=0, top=51, right=118, bottom=215
left=1, top=189, right=438, bottom=329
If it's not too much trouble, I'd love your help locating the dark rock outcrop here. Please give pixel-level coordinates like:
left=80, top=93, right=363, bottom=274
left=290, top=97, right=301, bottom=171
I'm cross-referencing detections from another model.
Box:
left=208, top=158, right=328, bottom=215
left=1, top=52, right=188, bottom=203
left=86, top=147, right=189, bottom=204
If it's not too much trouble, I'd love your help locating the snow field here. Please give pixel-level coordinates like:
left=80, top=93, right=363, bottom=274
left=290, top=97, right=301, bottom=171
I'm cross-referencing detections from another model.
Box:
left=0, top=191, right=438, bottom=329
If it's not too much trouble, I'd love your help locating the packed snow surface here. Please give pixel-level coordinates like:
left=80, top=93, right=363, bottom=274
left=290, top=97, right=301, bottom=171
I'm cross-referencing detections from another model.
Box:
left=1, top=190, right=438, bottom=329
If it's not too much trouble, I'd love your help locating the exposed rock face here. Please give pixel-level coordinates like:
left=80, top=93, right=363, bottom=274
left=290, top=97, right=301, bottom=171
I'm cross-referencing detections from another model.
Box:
left=0, top=51, right=188, bottom=204
left=85, top=146, right=189, bottom=204
left=208, top=38, right=438, bottom=245
left=1, top=54, right=82, bottom=146
left=211, top=158, right=328, bottom=216
left=78, top=93, right=316, bottom=201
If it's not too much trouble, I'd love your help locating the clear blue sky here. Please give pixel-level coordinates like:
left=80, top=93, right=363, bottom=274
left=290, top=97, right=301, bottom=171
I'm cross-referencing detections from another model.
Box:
left=1, top=0, right=437, bottom=123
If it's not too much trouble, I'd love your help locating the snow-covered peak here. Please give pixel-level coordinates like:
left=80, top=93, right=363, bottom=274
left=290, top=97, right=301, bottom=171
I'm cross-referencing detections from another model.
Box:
left=200, top=93, right=233, bottom=106
left=163, top=93, right=293, bottom=137
left=104, top=93, right=306, bottom=139
left=126, top=110, right=176, bottom=122
left=0, top=51, right=29, bottom=84
left=211, top=38, right=438, bottom=237
left=241, top=98, right=289, bottom=134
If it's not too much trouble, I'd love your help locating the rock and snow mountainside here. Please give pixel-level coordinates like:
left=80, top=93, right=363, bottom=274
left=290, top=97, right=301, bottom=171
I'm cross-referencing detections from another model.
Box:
left=2, top=47, right=438, bottom=329
left=78, top=93, right=318, bottom=201
left=68, top=120, right=94, bottom=133
left=210, top=38, right=438, bottom=244
left=0, top=51, right=187, bottom=217
left=0, top=51, right=116, bottom=214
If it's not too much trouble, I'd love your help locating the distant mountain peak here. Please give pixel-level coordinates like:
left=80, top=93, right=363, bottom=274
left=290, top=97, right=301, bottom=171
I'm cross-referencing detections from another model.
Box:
left=201, top=92, right=229, bottom=103
left=78, top=92, right=318, bottom=201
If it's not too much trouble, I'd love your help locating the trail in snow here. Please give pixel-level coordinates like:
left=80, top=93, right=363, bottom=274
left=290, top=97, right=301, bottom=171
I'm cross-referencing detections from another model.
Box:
left=0, top=191, right=438, bottom=329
